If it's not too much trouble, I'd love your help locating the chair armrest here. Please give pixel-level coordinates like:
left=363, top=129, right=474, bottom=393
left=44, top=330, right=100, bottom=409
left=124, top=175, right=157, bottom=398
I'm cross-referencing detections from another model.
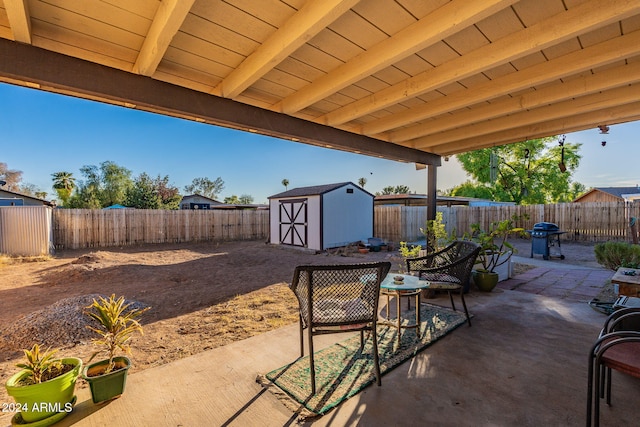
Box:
left=592, top=331, right=640, bottom=359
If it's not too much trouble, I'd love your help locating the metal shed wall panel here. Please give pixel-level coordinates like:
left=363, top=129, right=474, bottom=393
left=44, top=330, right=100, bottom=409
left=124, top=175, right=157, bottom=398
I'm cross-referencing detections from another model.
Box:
left=322, top=184, right=373, bottom=249
left=0, top=206, right=53, bottom=256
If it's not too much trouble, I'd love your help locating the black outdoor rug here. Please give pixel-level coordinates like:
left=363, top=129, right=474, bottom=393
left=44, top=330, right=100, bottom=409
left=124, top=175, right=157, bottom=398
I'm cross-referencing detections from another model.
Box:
left=256, top=303, right=468, bottom=419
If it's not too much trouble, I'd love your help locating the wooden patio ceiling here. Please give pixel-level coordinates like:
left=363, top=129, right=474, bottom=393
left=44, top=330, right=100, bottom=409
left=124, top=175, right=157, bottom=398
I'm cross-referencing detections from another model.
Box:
left=1, top=0, right=640, bottom=167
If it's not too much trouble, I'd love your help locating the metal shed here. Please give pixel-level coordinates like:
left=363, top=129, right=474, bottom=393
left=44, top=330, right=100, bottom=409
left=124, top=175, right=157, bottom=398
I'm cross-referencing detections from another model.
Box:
left=268, top=182, right=373, bottom=251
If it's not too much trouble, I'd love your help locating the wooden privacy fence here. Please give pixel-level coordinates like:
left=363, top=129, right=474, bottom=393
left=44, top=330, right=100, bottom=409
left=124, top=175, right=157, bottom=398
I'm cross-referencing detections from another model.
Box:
left=4, top=202, right=638, bottom=254
left=53, top=209, right=269, bottom=250
left=374, top=202, right=640, bottom=244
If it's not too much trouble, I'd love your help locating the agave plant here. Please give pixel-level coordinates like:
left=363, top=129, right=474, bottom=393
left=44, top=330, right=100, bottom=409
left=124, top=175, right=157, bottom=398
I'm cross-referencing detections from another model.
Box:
left=84, top=294, right=150, bottom=374
left=16, top=344, right=63, bottom=385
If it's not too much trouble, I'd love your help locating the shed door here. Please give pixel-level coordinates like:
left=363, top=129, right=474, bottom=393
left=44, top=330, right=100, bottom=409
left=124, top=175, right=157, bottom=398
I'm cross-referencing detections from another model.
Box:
left=279, top=199, right=307, bottom=247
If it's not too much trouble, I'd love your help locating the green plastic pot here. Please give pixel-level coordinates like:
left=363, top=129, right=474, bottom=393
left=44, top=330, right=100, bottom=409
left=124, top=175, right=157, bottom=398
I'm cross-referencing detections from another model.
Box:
left=472, top=270, right=499, bottom=292
left=5, top=357, right=82, bottom=423
left=82, top=356, right=130, bottom=404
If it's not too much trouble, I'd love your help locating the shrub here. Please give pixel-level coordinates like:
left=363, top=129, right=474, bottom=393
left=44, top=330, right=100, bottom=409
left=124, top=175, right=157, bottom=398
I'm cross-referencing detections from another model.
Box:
left=594, top=241, right=640, bottom=271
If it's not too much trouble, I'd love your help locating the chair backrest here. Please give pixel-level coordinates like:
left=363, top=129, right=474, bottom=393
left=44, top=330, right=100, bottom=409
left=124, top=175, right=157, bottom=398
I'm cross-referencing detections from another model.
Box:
left=290, top=262, right=391, bottom=329
left=408, top=240, right=480, bottom=272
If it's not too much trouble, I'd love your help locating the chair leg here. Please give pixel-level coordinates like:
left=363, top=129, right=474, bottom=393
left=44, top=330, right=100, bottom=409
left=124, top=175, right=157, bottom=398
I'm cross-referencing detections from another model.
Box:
left=587, top=353, right=595, bottom=427
left=448, top=291, right=457, bottom=311
left=299, top=318, right=304, bottom=357
left=308, top=330, right=316, bottom=395
left=371, top=325, right=381, bottom=386
left=606, top=367, right=612, bottom=406
left=594, top=355, right=601, bottom=427
left=459, top=289, right=471, bottom=327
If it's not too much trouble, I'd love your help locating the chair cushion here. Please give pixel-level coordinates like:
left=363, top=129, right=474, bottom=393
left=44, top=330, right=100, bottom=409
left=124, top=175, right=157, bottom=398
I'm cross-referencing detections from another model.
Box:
left=602, top=341, right=640, bottom=378
left=312, top=298, right=369, bottom=324
left=420, top=273, right=461, bottom=284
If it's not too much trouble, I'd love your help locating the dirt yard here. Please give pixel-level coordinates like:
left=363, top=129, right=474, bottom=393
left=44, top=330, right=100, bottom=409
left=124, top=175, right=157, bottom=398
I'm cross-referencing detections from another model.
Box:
left=0, top=238, right=604, bottom=404
left=0, top=240, right=396, bottom=403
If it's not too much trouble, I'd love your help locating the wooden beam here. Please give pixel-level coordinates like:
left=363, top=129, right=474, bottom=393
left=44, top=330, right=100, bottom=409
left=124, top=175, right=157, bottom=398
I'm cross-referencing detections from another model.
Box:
left=387, top=61, right=640, bottom=143
left=365, top=29, right=640, bottom=136
left=133, top=0, right=195, bottom=76
left=431, top=102, right=640, bottom=156
left=4, top=0, right=31, bottom=44
left=0, top=38, right=440, bottom=166
left=415, top=84, right=640, bottom=150
left=214, top=0, right=360, bottom=99
left=322, top=0, right=640, bottom=126
left=275, top=0, right=516, bottom=114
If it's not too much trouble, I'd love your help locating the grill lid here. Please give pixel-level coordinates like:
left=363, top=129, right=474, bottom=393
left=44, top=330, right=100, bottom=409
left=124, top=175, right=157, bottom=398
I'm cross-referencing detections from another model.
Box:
left=533, top=222, right=560, bottom=231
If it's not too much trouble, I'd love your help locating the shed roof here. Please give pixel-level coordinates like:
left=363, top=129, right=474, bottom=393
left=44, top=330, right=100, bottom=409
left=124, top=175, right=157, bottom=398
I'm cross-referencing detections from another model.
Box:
left=269, top=182, right=372, bottom=199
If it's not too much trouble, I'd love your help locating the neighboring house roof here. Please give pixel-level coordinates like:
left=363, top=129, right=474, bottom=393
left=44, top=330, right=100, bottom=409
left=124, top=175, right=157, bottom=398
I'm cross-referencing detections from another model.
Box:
left=374, top=194, right=515, bottom=206
left=574, top=186, right=640, bottom=202
left=269, top=182, right=373, bottom=199
left=0, top=188, right=55, bottom=206
left=180, top=194, right=223, bottom=204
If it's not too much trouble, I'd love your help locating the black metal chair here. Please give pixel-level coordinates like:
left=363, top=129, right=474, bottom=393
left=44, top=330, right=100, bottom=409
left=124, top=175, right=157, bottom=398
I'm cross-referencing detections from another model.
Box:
left=587, top=307, right=640, bottom=427
left=406, top=241, right=481, bottom=326
left=289, top=261, right=391, bottom=394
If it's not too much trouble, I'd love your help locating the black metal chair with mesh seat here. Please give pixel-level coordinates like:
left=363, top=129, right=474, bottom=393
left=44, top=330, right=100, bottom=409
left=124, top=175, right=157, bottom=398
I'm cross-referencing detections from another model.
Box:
left=289, top=261, right=391, bottom=395
left=587, top=307, right=640, bottom=427
left=405, top=240, right=481, bottom=326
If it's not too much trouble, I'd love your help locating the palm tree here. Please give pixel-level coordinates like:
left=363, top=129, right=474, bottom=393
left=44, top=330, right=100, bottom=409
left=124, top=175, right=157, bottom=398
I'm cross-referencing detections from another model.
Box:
left=281, top=178, right=289, bottom=190
left=51, top=171, right=76, bottom=206
left=358, top=177, right=367, bottom=188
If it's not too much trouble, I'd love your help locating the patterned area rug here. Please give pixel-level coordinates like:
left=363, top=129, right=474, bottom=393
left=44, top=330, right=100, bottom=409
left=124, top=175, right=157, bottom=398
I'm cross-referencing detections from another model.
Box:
left=256, top=303, right=468, bottom=419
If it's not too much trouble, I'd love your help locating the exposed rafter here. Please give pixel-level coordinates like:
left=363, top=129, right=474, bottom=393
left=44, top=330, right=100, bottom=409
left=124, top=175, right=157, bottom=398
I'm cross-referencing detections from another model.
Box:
left=321, top=0, right=640, bottom=126
left=435, top=102, right=640, bottom=156
left=4, top=0, right=31, bottom=44
left=133, top=0, right=195, bottom=76
left=213, top=0, right=361, bottom=99
left=390, top=60, right=640, bottom=144
left=274, top=0, right=516, bottom=115
left=415, top=84, right=640, bottom=150
left=367, top=30, right=640, bottom=138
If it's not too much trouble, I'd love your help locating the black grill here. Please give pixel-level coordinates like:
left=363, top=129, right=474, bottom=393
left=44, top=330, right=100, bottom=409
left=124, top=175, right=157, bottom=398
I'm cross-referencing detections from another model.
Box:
left=527, top=222, right=566, bottom=260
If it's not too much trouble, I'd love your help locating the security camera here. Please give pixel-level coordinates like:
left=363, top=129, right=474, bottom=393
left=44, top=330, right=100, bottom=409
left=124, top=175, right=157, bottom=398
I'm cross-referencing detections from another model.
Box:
left=601, top=141, right=607, bottom=147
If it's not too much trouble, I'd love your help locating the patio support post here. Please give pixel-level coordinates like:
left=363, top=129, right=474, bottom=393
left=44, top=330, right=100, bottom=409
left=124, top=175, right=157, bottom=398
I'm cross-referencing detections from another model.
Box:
left=427, top=164, right=437, bottom=223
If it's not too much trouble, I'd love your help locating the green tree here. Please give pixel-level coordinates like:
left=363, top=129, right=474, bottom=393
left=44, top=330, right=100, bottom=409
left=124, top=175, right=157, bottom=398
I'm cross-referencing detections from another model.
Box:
left=376, top=185, right=412, bottom=196
left=281, top=179, right=289, bottom=190
left=125, top=173, right=160, bottom=209
left=238, top=194, right=254, bottom=204
left=125, top=174, right=180, bottom=209
left=224, top=195, right=240, bottom=204
left=455, top=137, right=582, bottom=204
left=52, top=171, right=76, bottom=206
left=100, top=161, right=133, bottom=207
left=447, top=181, right=494, bottom=200
left=184, top=177, right=225, bottom=200
left=358, top=177, right=367, bottom=188
left=68, top=161, right=133, bottom=208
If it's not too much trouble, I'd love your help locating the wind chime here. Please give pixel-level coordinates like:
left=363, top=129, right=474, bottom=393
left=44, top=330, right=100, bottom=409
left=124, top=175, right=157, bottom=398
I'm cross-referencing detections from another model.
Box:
left=558, top=135, right=567, bottom=173
left=489, top=151, right=498, bottom=183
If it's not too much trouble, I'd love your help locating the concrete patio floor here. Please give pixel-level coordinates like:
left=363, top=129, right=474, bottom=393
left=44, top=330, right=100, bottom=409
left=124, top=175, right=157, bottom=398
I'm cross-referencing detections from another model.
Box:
left=2, top=263, right=639, bottom=426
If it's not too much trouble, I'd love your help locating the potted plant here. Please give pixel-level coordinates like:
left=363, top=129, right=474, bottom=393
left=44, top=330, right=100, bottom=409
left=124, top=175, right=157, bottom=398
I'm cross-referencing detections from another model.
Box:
left=469, top=215, right=526, bottom=292
left=82, top=294, right=149, bottom=403
left=5, top=344, right=82, bottom=424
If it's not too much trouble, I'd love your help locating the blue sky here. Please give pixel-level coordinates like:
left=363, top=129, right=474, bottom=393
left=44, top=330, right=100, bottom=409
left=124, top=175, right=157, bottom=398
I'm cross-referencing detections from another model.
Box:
left=1, top=82, right=638, bottom=204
